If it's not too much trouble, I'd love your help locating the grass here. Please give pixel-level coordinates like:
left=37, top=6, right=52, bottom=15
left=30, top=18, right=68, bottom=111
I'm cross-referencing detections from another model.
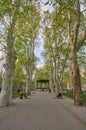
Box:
left=63, top=91, right=73, bottom=99
left=83, top=92, right=86, bottom=104
left=12, top=92, right=20, bottom=99
left=0, top=91, right=20, bottom=99
left=63, top=91, right=86, bottom=104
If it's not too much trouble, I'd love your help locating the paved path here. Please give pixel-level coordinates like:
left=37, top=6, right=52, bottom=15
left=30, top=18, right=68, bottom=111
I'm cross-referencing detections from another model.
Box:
left=0, top=92, right=86, bottom=130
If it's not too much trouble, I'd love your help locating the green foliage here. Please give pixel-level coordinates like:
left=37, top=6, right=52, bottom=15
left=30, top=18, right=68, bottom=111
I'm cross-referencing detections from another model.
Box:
left=63, top=91, right=86, bottom=104
left=83, top=92, right=86, bottom=104
left=12, top=92, right=20, bottom=99
left=0, top=0, right=86, bottom=104
left=14, top=0, right=40, bottom=67
left=43, top=10, right=70, bottom=89
left=63, top=90, right=73, bottom=99
left=2, top=1, right=40, bottom=90
left=61, top=71, right=71, bottom=88
left=81, top=67, right=86, bottom=85
left=13, top=62, right=26, bottom=88
left=35, top=67, right=50, bottom=80
left=0, top=72, right=3, bottom=85
left=13, top=0, right=41, bottom=90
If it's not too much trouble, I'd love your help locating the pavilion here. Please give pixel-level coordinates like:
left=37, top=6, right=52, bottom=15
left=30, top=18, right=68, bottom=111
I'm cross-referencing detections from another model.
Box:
left=37, top=79, right=50, bottom=91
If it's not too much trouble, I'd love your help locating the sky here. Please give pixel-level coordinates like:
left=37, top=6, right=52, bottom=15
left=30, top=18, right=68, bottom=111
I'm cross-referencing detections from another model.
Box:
left=1, top=0, right=85, bottom=68
left=35, top=0, right=86, bottom=68
left=0, top=0, right=52, bottom=69
left=34, top=0, right=53, bottom=68
left=34, top=37, right=44, bottom=68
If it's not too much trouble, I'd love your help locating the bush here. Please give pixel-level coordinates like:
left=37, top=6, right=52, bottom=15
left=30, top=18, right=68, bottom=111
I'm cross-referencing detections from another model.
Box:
left=63, top=91, right=86, bottom=104
left=63, top=90, right=73, bottom=99
left=12, top=92, right=20, bottom=99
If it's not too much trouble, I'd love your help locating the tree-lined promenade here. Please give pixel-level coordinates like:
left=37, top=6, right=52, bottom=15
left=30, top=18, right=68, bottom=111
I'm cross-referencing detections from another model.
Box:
left=0, top=92, right=86, bottom=130
left=0, top=0, right=86, bottom=107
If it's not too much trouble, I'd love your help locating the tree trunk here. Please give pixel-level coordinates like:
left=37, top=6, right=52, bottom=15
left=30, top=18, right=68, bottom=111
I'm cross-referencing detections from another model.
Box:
left=54, top=60, right=60, bottom=93
left=70, top=49, right=83, bottom=105
left=54, top=74, right=60, bottom=95
left=0, top=0, right=21, bottom=107
left=0, top=35, right=16, bottom=107
left=67, top=0, right=83, bottom=106
left=26, top=80, right=31, bottom=96
left=26, top=69, right=31, bottom=96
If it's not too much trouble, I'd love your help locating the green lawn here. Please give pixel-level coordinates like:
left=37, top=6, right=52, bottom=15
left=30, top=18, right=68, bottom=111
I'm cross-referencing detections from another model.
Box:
left=0, top=92, right=20, bottom=99
left=63, top=91, right=73, bottom=99
left=12, top=92, right=20, bottom=99
left=83, top=92, right=86, bottom=104
left=63, top=91, right=86, bottom=104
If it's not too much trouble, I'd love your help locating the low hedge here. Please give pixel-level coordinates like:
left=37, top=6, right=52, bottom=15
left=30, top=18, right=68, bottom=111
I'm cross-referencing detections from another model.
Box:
left=63, top=91, right=86, bottom=104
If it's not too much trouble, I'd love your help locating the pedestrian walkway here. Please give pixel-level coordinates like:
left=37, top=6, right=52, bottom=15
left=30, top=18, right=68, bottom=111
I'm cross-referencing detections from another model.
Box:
left=53, top=94, right=86, bottom=126
left=0, top=92, right=86, bottom=130
left=0, top=96, right=31, bottom=122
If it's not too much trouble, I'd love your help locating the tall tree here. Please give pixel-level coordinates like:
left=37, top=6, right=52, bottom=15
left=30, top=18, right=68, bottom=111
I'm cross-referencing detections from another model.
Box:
left=43, top=11, right=70, bottom=93
left=66, top=0, right=86, bottom=105
left=0, top=0, right=21, bottom=107
left=52, top=0, right=86, bottom=105
left=14, top=0, right=40, bottom=95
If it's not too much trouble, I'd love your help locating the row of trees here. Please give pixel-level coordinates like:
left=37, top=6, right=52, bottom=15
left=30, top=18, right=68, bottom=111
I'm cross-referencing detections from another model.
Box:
left=42, top=0, right=86, bottom=105
left=0, top=0, right=40, bottom=107
left=0, top=0, right=86, bottom=107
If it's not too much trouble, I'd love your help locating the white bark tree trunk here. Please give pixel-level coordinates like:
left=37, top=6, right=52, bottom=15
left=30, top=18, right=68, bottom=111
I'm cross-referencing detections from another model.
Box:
left=0, top=31, right=16, bottom=107
left=25, top=39, right=34, bottom=95
left=26, top=68, right=32, bottom=96
left=54, top=60, right=60, bottom=93
left=0, top=0, right=21, bottom=107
